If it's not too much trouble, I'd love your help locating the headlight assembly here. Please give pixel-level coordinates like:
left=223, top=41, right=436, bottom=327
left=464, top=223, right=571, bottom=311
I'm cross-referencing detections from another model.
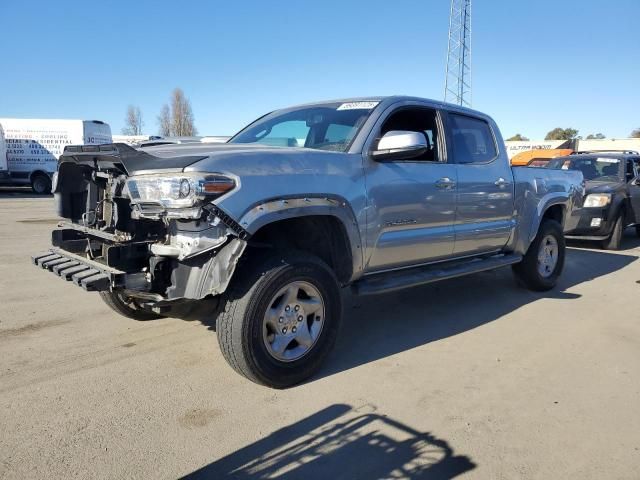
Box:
left=126, top=173, right=236, bottom=208
left=583, top=193, right=611, bottom=208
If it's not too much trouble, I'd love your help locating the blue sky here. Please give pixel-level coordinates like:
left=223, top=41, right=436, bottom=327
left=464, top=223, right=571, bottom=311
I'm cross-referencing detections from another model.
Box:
left=1, top=0, right=638, bottom=139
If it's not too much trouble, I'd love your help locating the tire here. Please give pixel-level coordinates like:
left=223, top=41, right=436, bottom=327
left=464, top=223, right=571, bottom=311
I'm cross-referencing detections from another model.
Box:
left=216, top=251, right=342, bottom=388
left=31, top=174, right=51, bottom=194
left=601, top=213, right=624, bottom=250
left=513, top=219, right=565, bottom=291
left=99, top=291, right=164, bottom=321
left=636, top=225, right=640, bottom=238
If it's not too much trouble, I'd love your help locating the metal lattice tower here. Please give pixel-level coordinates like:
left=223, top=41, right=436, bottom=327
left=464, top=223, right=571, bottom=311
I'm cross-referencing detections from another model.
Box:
left=444, top=0, right=472, bottom=107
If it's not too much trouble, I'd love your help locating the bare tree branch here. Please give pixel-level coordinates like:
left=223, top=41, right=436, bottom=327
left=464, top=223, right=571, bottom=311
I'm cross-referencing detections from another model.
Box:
left=157, top=104, right=171, bottom=137
left=169, top=88, right=197, bottom=136
left=122, top=105, right=144, bottom=135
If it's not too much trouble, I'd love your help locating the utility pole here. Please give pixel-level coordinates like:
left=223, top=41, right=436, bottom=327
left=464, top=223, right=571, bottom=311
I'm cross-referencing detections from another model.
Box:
left=444, top=0, right=472, bottom=107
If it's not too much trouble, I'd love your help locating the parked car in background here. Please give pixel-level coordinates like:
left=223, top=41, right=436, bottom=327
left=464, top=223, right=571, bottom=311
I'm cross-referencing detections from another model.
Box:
left=0, top=119, right=112, bottom=193
left=137, top=136, right=202, bottom=148
left=201, top=136, right=231, bottom=143
left=547, top=152, right=640, bottom=249
left=33, top=96, right=584, bottom=387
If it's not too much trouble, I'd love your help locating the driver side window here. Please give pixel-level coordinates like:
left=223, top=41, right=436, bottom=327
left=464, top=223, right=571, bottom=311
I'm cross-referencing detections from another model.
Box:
left=378, top=107, right=440, bottom=161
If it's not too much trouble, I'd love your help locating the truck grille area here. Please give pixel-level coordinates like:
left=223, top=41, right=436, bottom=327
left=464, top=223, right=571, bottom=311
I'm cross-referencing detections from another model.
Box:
left=32, top=248, right=125, bottom=292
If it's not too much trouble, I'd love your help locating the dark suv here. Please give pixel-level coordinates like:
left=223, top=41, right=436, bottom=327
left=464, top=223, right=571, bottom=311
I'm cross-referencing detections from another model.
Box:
left=548, top=152, right=640, bottom=249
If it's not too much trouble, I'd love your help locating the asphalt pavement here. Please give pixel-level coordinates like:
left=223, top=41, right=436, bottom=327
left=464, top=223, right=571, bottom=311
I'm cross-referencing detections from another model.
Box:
left=1, top=192, right=639, bottom=479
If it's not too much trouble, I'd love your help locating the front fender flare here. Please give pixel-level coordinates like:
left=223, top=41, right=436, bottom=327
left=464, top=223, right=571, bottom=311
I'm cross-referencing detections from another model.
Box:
left=237, top=195, right=364, bottom=280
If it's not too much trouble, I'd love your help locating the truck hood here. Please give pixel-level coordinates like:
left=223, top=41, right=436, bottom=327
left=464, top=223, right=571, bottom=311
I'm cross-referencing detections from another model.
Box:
left=584, top=180, right=624, bottom=195
left=59, top=143, right=322, bottom=177
left=133, top=142, right=349, bottom=176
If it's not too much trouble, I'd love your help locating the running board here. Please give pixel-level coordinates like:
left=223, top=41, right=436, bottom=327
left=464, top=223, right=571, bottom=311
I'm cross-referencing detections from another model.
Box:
left=352, top=254, right=523, bottom=296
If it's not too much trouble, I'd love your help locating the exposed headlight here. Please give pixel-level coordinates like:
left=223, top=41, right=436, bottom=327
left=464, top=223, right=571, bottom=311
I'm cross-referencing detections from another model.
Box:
left=126, top=173, right=235, bottom=208
left=583, top=193, right=611, bottom=208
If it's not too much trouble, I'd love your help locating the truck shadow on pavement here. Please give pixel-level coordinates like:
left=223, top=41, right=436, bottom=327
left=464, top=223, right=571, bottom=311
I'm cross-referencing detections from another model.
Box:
left=182, top=403, right=475, bottom=479
left=319, top=235, right=638, bottom=381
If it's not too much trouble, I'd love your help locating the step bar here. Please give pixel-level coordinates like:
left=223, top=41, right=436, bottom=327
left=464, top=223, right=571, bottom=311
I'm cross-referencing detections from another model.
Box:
left=353, top=253, right=523, bottom=296
left=31, top=248, right=126, bottom=292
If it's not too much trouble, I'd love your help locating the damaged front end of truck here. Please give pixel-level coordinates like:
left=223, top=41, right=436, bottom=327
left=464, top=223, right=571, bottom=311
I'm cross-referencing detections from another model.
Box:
left=32, top=143, right=248, bottom=315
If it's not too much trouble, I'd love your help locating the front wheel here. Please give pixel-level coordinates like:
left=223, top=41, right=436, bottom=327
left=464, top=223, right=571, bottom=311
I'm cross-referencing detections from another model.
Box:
left=99, top=291, right=164, bottom=321
left=31, top=173, right=51, bottom=194
left=216, top=252, right=342, bottom=388
left=513, top=219, right=565, bottom=291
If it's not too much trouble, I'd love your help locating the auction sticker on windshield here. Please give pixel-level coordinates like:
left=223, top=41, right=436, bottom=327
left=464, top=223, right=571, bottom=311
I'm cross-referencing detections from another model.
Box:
left=337, top=101, right=379, bottom=111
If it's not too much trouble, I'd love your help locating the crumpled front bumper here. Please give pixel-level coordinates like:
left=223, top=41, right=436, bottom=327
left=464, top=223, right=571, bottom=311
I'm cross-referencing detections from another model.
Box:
left=32, top=248, right=125, bottom=292
left=32, top=230, right=247, bottom=302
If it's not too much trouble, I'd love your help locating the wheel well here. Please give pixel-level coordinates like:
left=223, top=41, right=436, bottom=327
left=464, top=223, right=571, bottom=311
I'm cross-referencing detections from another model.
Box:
left=542, top=204, right=564, bottom=225
left=30, top=170, right=50, bottom=182
left=250, top=216, right=353, bottom=284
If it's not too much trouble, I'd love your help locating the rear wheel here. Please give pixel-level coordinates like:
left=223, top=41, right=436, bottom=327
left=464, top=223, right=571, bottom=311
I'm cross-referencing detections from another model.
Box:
left=31, top=173, right=51, bottom=194
left=601, top=213, right=624, bottom=250
left=216, top=251, right=341, bottom=388
left=513, top=219, right=565, bottom=291
left=99, top=291, right=163, bottom=321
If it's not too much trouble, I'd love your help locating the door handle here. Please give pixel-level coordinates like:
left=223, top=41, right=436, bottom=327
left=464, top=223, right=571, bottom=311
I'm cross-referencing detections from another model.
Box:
left=495, top=177, right=510, bottom=187
left=435, top=177, right=456, bottom=189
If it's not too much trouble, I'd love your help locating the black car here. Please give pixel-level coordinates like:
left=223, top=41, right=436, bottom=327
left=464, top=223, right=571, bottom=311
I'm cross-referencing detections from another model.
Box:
left=547, top=152, right=640, bottom=249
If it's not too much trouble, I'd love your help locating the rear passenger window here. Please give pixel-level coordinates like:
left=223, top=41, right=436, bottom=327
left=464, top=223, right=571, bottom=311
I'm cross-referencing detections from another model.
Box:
left=449, top=114, right=497, bottom=164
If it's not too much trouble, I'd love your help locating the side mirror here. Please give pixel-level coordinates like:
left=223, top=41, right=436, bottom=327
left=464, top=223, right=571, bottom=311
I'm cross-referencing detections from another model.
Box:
left=372, top=131, right=428, bottom=161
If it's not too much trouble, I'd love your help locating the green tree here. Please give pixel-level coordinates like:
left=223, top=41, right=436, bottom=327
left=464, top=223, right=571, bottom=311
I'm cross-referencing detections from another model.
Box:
left=631, top=129, right=640, bottom=138
left=506, top=133, right=529, bottom=141
left=585, top=133, right=606, bottom=140
left=545, top=127, right=579, bottom=140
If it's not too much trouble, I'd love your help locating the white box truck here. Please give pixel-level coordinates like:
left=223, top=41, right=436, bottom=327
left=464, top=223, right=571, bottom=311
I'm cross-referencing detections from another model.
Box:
left=0, top=119, right=112, bottom=193
left=0, top=123, right=7, bottom=182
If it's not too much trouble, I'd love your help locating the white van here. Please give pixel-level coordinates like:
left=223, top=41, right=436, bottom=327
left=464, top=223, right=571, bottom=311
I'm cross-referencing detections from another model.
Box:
left=0, top=119, right=112, bottom=193
left=0, top=123, right=7, bottom=182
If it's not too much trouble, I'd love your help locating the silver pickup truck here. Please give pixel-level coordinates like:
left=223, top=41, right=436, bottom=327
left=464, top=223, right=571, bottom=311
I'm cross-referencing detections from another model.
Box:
left=33, top=96, right=584, bottom=388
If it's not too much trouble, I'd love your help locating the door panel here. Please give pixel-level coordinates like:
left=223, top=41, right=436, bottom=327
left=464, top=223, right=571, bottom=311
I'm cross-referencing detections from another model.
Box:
left=629, top=185, right=640, bottom=224
left=446, top=113, right=514, bottom=256
left=630, top=159, right=640, bottom=224
left=365, top=162, right=457, bottom=271
left=454, top=162, right=515, bottom=254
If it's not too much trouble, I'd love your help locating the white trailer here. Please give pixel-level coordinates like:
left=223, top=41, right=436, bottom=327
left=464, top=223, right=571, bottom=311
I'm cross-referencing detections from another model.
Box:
left=576, top=138, right=640, bottom=153
left=0, top=119, right=112, bottom=193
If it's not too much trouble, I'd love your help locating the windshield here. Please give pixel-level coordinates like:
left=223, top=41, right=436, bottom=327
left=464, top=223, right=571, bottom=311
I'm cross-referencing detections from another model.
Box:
left=545, top=156, right=622, bottom=181
left=229, top=102, right=378, bottom=152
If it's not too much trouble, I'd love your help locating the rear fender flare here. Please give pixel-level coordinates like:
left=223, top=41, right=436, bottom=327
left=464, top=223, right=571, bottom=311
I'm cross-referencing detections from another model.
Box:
left=528, top=193, right=569, bottom=244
